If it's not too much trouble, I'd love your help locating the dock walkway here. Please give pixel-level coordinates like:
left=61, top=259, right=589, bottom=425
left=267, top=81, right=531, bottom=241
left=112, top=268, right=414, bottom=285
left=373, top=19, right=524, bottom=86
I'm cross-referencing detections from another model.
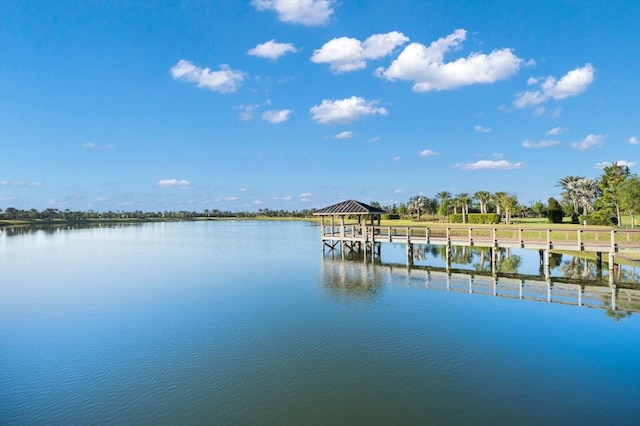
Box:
left=321, top=225, right=640, bottom=269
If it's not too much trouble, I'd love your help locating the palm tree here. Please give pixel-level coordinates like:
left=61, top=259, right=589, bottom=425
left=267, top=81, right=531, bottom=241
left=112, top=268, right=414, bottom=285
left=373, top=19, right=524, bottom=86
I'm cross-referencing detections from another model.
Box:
left=435, top=191, right=451, bottom=218
left=456, top=193, right=471, bottom=223
left=557, top=175, right=583, bottom=216
left=408, top=195, right=426, bottom=220
left=503, top=194, right=518, bottom=224
left=473, top=190, right=491, bottom=214
left=493, top=191, right=507, bottom=217
left=576, top=178, right=599, bottom=215
left=492, top=192, right=517, bottom=224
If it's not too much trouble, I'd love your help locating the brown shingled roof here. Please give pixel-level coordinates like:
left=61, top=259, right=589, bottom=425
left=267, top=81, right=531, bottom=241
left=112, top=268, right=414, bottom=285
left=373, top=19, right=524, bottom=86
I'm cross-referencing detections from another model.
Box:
left=313, top=199, right=386, bottom=216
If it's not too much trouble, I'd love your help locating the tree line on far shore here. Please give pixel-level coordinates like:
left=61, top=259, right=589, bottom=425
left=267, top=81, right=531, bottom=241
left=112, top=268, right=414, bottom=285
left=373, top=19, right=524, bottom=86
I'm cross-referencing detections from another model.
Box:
left=2, top=162, right=639, bottom=227
left=374, top=162, right=640, bottom=227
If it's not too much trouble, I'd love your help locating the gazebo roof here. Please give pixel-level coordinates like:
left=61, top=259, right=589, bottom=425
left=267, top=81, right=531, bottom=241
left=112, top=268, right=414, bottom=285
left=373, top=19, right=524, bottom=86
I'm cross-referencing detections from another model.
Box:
left=313, top=199, right=386, bottom=216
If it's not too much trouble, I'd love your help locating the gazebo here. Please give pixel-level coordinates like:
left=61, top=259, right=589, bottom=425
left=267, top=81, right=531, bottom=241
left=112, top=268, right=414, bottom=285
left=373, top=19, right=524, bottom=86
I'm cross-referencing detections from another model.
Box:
left=313, top=200, right=386, bottom=252
left=313, top=199, right=386, bottom=228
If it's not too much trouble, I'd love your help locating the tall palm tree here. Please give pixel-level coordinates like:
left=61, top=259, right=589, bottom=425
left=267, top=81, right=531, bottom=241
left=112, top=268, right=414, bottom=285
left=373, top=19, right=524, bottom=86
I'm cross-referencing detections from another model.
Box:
left=557, top=175, right=583, bottom=216
left=493, top=191, right=507, bottom=217
left=456, top=193, right=471, bottom=223
left=473, top=190, right=491, bottom=214
left=576, top=178, right=599, bottom=215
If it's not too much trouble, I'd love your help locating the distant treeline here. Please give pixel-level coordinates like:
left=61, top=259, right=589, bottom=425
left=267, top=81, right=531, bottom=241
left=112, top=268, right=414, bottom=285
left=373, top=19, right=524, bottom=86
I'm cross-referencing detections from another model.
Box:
left=0, top=207, right=319, bottom=223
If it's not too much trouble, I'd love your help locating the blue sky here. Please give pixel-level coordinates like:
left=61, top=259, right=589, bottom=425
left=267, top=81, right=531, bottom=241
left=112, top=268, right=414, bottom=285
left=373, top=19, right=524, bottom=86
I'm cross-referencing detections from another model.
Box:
left=1, top=0, right=638, bottom=212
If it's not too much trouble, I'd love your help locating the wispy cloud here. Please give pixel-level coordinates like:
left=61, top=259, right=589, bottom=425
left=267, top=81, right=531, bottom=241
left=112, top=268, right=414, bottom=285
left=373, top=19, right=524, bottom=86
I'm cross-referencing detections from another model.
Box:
left=310, top=96, right=388, bottom=125
left=262, top=109, right=292, bottom=123
left=546, top=126, right=566, bottom=136
left=570, top=134, right=606, bottom=151
left=514, top=64, right=595, bottom=108
left=156, top=179, right=192, bottom=189
left=454, top=160, right=523, bottom=170
left=312, top=31, right=408, bottom=73
left=474, top=126, right=491, bottom=133
left=83, top=142, right=114, bottom=150
left=248, top=40, right=297, bottom=60
left=376, top=29, right=523, bottom=92
left=235, top=104, right=260, bottom=120
left=299, top=192, right=312, bottom=201
left=0, top=180, right=43, bottom=187
left=522, top=139, right=560, bottom=148
left=334, top=131, right=354, bottom=139
left=630, top=136, right=639, bottom=145
left=419, top=149, right=438, bottom=156
left=170, top=60, right=245, bottom=93
left=595, top=160, right=636, bottom=169
left=251, top=0, right=336, bottom=26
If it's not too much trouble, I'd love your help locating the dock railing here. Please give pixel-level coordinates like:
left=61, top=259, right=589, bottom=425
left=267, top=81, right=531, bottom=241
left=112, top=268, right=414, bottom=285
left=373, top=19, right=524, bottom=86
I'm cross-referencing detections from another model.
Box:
left=321, top=225, right=640, bottom=255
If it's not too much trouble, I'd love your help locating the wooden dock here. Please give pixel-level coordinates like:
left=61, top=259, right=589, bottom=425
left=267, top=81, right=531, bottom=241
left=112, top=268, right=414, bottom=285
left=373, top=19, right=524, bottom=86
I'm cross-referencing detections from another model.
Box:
left=320, top=224, right=640, bottom=270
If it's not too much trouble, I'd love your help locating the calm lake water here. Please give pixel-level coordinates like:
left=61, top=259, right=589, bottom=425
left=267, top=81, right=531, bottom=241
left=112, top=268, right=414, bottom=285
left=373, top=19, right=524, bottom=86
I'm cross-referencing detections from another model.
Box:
left=1, top=221, right=639, bottom=425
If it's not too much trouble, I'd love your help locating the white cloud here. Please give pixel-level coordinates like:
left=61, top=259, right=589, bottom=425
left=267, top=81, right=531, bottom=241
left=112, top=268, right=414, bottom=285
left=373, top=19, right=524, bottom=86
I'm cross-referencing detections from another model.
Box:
left=334, top=131, right=354, bottom=139
left=156, top=179, right=192, bottom=189
left=514, top=63, right=595, bottom=108
left=419, top=149, right=438, bottom=156
left=251, top=0, right=336, bottom=26
left=595, top=160, right=636, bottom=169
left=570, top=134, right=606, bottom=151
left=311, top=31, right=409, bottom=73
left=299, top=192, right=312, bottom=201
left=83, top=142, right=114, bottom=150
left=310, top=96, right=388, bottom=125
left=248, top=40, right=297, bottom=60
left=262, top=109, right=292, bottom=123
left=455, top=160, right=523, bottom=170
left=393, top=156, right=401, bottom=162
left=630, top=136, right=639, bottom=145
left=546, top=126, right=566, bottom=136
left=522, top=139, right=560, bottom=148
left=376, top=29, right=522, bottom=92
left=369, top=136, right=381, bottom=142
left=170, top=60, right=245, bottom=93
left=474, top=126, right=491, bottom=133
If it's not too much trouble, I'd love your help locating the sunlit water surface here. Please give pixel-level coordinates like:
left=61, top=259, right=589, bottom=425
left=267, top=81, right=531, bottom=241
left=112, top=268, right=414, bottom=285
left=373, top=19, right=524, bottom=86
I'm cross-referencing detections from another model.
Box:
left=1, top=221, right=639, bottom=425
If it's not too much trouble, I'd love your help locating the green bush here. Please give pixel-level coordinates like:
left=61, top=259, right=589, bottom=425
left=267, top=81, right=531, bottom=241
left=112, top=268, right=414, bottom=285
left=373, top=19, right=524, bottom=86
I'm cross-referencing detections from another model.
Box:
left=580, top=213, right=616, bottom=226
left=381, top=214, right=400, bottom=220
left=468, top=213, right=500, bottom=224
left=548, top=210, right=564, bottom=223
left=449, top=214, right=462, bottom=223
left=448, top=213, right=500, bottom=224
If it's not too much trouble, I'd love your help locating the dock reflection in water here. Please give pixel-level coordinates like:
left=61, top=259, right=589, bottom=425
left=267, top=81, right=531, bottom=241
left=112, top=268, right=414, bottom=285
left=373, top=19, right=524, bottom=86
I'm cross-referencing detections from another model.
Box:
left=321, top=253, right=640, bottom=319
